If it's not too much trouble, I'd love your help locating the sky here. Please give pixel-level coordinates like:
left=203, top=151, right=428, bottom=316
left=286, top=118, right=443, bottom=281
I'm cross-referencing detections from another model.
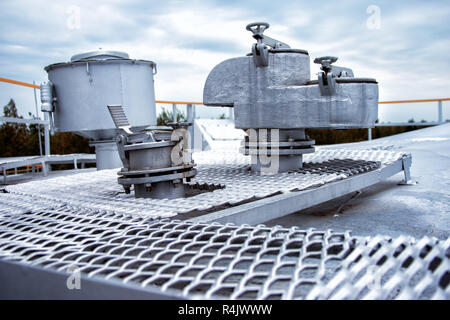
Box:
left=0, top=0, right=449, bottom=122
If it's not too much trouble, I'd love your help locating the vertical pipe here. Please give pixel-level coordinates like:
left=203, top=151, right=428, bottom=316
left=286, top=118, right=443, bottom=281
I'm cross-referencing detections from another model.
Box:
left=172, top=103, right=177, bottom=122
left=32, top=81, right=43, bottom=156
left=192, top=105, right=197, bottom=151
left=186, top=104, right=194, bottom=150
left=187, top=104, right=193, bottom=122
left=438, top=100, right=443, bottom=124
left=41, top=161, right=48, bottom=176
left=368, top=128, right=372, bottom=140
left=43, top=113, right=50, bottom=156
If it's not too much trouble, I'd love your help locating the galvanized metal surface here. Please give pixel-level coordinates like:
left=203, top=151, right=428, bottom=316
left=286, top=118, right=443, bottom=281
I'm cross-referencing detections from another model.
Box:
left=0, top=258, right=179, bottom=299
left=271, top=123, right=450, bottom=241
left=1, top=149, right=404, bottom=220
left=203, top=23, right=378, bottom=129
left=243, top=128, right=315, bottom=173
left=43, top=51, right=157, bottom=140
left=0, top=146, right=447, bottom=299
left=90, top=141, right=122, bottom=170
left=70, top=50, right=130, bottom=61
left=110, top=110, right=197, bottom=199
left=204, top=56, right=379, bottom=129
left=0, top=211, right=447, bottom=300
left=188, top=156, right=406, bottom=226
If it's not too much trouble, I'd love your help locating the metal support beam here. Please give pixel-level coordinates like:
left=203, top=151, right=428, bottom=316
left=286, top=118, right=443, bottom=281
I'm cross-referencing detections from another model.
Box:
left=41, top=160, right=48, bottom=176
left=0, top=116, right=49, bottom=125
left=189, top=157, right=408, bottom=225
left=402, top=156, right=412, bottom=182
left=0, top=259, right=180, bottom=299
left=374, top=122, right=440, bottom=127
left=172, top=103, right=177, bottom=122
left=33, top=81, right=43, bottom=156
left=438, top=100, right=443, bottom=124
left=43, top=113, right=50, bottom=156
left=368, top=128, right=372, bottom=140
left=186, top=104, right=194, bottom=150
left=397, top=155, right=416, bottom=185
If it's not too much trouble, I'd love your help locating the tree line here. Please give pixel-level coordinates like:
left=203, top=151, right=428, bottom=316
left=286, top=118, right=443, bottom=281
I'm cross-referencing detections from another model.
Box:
left=0, top=99, right=92, bottom=157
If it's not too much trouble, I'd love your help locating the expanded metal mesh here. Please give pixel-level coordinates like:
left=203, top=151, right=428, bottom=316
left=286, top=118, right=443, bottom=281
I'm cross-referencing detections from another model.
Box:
left=2, top=148, right=441, bottom=300
left=1, top=149, right=392, bottom=220
left=0, top=209, right=447, bottom=300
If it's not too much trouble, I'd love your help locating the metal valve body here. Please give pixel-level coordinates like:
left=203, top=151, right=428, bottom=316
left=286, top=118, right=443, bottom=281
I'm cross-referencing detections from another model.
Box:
left=116, top=130, right=196, bottom=199
left=108, top=105, right=197, bottom=199
left=203, top=22, right=379, bottom=173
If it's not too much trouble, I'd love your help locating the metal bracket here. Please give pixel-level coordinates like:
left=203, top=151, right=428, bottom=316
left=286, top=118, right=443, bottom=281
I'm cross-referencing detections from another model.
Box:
left=315, top=56, right=337, bottom=96
left=246, top=22, right=290, bottom=67
left=107, top=105, right=133, bottom=135
left=317, top=71, right=336, bottom=96
left=115, top=134, right=130, bottom=169
left=398, top=155, right=417, bottom=185
left=314, top=56, right=355, bottom=96
left=151, top=62, right=157, bottom=75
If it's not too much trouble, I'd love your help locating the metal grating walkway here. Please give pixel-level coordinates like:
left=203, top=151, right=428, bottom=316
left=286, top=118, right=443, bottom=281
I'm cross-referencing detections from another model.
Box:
left=0, top=209, right=448, bottom=299
left=1, top=149, right=401, bottom=220
left=1, top=148, right=446, bottom=300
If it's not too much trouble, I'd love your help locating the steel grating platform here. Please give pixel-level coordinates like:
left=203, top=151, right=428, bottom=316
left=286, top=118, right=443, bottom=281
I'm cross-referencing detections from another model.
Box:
left=2, top=148, right=446, bottom=300
left=1, top=149, right=407, bottom=222
left=0, top=211, right=448, bottom=299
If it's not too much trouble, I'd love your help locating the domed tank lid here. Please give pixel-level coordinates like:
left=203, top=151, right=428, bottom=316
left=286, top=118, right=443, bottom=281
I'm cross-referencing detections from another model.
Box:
left=70, top=50, right=129, bottom=62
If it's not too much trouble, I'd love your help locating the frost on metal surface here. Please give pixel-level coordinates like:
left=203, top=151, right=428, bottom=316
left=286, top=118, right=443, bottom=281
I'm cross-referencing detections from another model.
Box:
left=1, top=149, right=403, bottom=220
left=0, top=209, right=447, bottom=300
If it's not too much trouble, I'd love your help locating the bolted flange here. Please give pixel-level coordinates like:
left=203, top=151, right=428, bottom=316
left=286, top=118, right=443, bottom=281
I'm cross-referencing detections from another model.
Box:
left=108, top=105, right=197, bottom=199
left=240, top=129, right=315, bottom=174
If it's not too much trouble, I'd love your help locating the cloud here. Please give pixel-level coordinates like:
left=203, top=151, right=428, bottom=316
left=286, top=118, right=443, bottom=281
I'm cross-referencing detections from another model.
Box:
left=0, top=0, right=449, bottom=122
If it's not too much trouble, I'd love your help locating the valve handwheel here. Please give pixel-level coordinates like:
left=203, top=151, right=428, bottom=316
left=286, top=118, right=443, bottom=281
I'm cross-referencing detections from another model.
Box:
left=314, top=56, right=338, bottom=71
left=246, top=22, right=270, bottom=38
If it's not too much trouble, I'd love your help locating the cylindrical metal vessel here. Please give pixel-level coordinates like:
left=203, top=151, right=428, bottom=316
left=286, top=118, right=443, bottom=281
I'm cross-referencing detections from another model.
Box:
left=44, top=51, right=157, bottom=141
